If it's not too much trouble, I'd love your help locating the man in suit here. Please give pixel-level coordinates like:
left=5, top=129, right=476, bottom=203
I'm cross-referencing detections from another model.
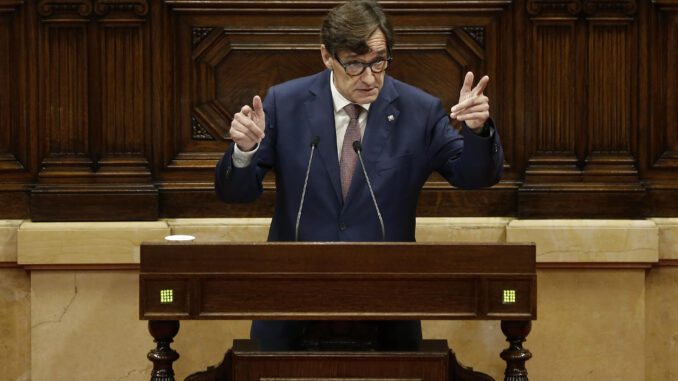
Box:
left=215, top=0, right=504, bottom=350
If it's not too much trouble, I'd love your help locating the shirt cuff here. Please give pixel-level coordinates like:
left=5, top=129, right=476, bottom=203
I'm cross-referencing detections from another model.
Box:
left=232, top=143, right=258, bottom=168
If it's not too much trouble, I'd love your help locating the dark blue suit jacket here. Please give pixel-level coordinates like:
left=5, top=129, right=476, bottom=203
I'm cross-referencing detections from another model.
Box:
left=216, top=70, right=503, bottom=241
left=215, top=70, right=504, bottom=349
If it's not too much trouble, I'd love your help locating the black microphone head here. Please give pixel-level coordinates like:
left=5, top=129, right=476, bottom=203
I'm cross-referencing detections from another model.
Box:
left=310, top=136, right=320, bottom=147
left=352, top=140, right=362, bottom=153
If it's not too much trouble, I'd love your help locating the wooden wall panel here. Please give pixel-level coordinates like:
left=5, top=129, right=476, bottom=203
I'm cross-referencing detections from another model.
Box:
left=0, top=0, right=31, bottom=218
left=645, top=0, right=678, bottom=215
left=0, top=16, right=10, bottom=154
left=155, top=1, right=516, bottom=217
left=30, top=0, right=156, bottom=221
left=2, top=0, right=678, bottom=220
left=100, top=27, right=144, bottom=153
left=41, top=25, right=89, bottom=156
left=519, top=0, right=647, bottom=218
left=536, top=24, right=577, bottom=153
left=524, top=21, right=581, bottom=184
left=588, top=24, right=633, bottom=153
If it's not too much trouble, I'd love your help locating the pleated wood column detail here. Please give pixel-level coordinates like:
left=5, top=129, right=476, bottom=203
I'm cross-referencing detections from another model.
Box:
left=30, top=0, right=156, bottom=221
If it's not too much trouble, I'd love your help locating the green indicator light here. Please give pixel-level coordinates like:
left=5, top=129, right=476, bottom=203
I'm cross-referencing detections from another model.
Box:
left=503, top=289, right=516, bottom=304
left=160, top=289, right=174, bottom=304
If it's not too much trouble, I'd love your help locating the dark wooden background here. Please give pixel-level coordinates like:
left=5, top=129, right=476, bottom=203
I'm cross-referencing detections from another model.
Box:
left=1, top=0, right=676, bottom=221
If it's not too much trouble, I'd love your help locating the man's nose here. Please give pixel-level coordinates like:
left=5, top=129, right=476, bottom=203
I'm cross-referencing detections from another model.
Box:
left=360, top=67, right=377, bottom=84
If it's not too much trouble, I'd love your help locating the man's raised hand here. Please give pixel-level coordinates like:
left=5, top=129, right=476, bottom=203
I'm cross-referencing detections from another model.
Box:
left=230, top=95, right=266, bottom=152
left=450, top=72, right=490, bottom=132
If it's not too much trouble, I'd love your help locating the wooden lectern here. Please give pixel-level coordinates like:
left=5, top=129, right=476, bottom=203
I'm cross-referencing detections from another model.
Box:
left=139, top=242, right=536, bottom=381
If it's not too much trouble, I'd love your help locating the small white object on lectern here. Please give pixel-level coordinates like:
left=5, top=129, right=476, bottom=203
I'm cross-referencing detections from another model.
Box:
left=164, top=234, right=195, bottom=241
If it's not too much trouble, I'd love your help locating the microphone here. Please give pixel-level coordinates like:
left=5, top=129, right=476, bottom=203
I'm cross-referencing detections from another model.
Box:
left=352, top=141, right=386, bottom=241
left=295, top=136, right=320, bottom=241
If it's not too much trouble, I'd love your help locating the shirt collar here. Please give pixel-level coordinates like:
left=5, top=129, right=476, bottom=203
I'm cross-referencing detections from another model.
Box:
left=330, top=70, right=371, bottom=114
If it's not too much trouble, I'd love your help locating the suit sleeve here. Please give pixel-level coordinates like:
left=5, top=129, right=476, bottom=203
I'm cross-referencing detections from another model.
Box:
left=425, top=98, right=504, bottom=189
left=214, top=88, right=277, bottom=203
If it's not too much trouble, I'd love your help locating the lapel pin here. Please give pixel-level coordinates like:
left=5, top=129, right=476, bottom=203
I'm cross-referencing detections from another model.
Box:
left=387, top=114, right=395, bottom=122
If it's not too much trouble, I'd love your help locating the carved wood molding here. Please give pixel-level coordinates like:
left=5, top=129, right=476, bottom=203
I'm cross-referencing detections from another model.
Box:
left=583, top=0, right=637, bottom=16
left=22, top=263, right=141, bottom=270
left=192, top=27, right=214, bottom=48
left=191, top=117, right=215, bottom=141
left=648, top=2, right=678, bottom=173
left=162, top=0, right=513, bottom=13
left=527, top=0, right=583, bottom=16
left=0, top=153, right=26, bottom=172
left=38, top=0, right=148, bottom=17
left=93, top=0, right=148, bottom=16
left=537, top=262, right=653, bottom=269
left=657, top=259, right=678, bottom=267
left=37, top=0, right=93, bottom=17
left=0, top=0, right=22, bottom=13
left=652, top=0, right=678, bottom=12
left=461, top=26, right=486, bottom=48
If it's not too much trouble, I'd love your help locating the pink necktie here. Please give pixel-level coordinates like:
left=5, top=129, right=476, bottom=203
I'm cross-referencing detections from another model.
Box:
left=340, top=104, right=363, bottom=200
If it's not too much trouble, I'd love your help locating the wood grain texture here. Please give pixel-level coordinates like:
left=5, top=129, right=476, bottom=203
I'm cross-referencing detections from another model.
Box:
left=1, top=0, right=677, bottom=219
left=139, top=242, right=537, bottom=321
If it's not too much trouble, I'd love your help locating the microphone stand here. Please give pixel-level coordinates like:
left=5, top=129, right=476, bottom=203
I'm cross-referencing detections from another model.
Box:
left=295, top=136, right=320, bottom=241
left=353, top=141, right=386, bottom=241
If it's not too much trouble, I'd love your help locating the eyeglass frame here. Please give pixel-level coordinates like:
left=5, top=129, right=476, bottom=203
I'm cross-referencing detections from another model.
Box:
left=333, top=53, right=393, bottom=76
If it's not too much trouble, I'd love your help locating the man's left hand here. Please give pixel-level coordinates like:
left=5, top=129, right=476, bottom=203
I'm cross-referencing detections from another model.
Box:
left=450, top=71, right=490, bottom=132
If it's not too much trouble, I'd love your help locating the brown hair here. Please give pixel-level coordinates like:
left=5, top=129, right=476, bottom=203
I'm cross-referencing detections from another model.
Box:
left=321, top=0, right=394, bottom=56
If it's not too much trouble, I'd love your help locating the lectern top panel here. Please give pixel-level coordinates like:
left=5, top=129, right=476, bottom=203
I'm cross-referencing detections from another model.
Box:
left=140, top=242, right=535, bottom=274
left=139, top=242, right=537, bottom=320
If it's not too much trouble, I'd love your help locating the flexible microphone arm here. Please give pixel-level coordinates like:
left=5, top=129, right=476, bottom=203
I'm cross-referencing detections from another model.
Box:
left=295, top=136, right=320, bottom=241
left=353, top=141, right=386, bottom=241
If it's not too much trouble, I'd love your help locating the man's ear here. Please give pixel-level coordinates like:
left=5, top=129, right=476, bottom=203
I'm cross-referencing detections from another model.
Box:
left=320, top=45, right=333, bottom=70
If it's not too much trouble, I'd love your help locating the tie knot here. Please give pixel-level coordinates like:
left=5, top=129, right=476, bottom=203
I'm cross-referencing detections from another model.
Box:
left=343, top=104, right=362, bottom=120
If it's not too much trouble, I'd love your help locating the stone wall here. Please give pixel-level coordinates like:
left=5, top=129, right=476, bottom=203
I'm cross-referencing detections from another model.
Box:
left=1, top=218, right=676, bottom=380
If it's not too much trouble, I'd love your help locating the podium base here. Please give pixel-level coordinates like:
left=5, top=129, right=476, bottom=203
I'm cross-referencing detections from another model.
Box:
left=185, top=339, right=493, bottom=381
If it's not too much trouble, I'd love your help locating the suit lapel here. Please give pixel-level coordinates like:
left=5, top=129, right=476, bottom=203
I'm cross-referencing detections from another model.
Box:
left=362, top=78, right=399, bottom=163
left=345, top=76, right=399, bottom=204
left=305, top=70, right=343, bottom=204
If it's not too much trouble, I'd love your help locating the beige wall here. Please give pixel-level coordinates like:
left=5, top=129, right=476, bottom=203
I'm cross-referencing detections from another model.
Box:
left=1, top=218, right=677, bottom=380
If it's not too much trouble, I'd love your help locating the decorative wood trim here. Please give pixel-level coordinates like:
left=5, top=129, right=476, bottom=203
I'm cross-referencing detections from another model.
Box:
left=98, top=24, right=147, bottom=155
left=583, top=0, right=638, bottom=16
left=584, top=18, right=639, bottom=186
left=647, top=6, right=678, bottom=171
left=30, top=185, right=158, bottom=221
left=537, top=262, right=653, bottom=269
left=518, top=187, right=645, bottom=218
left=163, top=0, right=513, bottom=13
left=462, top=26, right=486, bottom=47
left=37, top=0, right=93, bottom=17
left=0, top=0, right=35, bottom=220
left=191, top=26, right=214, bottom=47
left=651, top=0, right=678, bottom=12
left=0, top=0, right=22, bottom=13
left=93, top=0, right=148, bottom=16
left=522, top=20, right=582, bottom=186
left=13, top=261, right=678, bottom=271
left=23, top=263, right=140, bottom=270
left=527, top=0, right=583, bottom=16
left=14, top=261, right=678, bottom=271
left=657, top=259, right=678, bottom=267
left=191, top=117, right=215, bottom=141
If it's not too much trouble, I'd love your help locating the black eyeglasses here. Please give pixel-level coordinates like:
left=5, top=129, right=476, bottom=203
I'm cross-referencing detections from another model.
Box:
left=334, top=54, right=392, bottom=76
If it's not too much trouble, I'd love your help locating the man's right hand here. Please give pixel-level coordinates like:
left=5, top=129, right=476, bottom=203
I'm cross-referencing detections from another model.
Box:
left=230, top=95, right=266, bottom=152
